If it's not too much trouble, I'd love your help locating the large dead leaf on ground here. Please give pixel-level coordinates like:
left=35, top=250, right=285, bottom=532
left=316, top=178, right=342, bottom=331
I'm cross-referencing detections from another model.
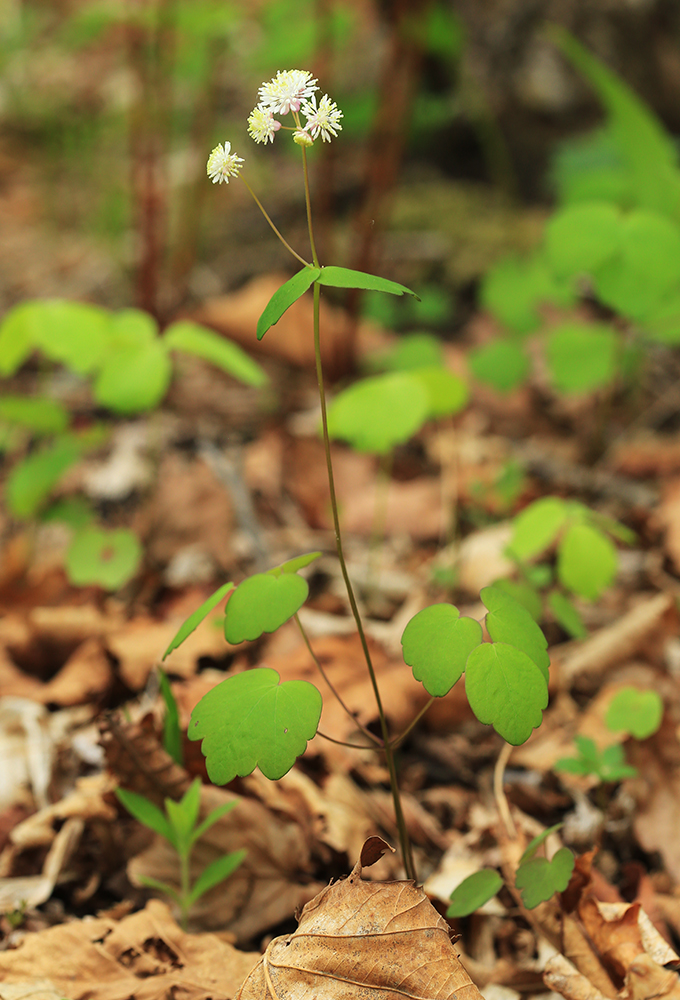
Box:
left=0, top=898, right=259, bottom=1000
left=236, top=837, right=484, bottom=1000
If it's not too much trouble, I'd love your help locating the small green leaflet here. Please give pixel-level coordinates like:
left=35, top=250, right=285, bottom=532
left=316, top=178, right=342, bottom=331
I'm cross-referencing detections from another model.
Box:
left=316, top=266, right=419, bottom=299
left=327, top=372, right=430, bottom=455
left=163, top=582, right=235, bottom=659
left=158, top=666, right=183, bottom=765
left=0, top=396, right=69, bottom=435
left=519, top=823, right=564, bottom=864
left=465, top=643, right=549, bottom=745
left=515, top=848, right=574, bottom=909
left=6, top=437, right=81, bottom=518
left=401, top=604, right=482, bottom=697
left=605, top=686, right=663, bottom=739
left=256, top=267, right=320, bottom=340
left=446, top=870, right=503, bottom=918
left=481, top=586, right=550, bottom=682
left=188, top=667, right=322, bottom=782
left=557, top=522, right=617, bottom=600
left=469, top=340, right=530, bottom=394
left=548, top=590, right=587, bottom=639
left=115, top=787, right=174, bottom=845
left=508, top=496, right=568, bottom=561
left=223, top=571, right=309, bottom=644
left=188, top=850, right=246, bottom=906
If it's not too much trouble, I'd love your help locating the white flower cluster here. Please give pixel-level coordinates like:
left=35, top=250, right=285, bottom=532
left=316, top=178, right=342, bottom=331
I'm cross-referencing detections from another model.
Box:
left=248, top=69, right=343, bottom=146
left=206, top=70, right=343, bottom=183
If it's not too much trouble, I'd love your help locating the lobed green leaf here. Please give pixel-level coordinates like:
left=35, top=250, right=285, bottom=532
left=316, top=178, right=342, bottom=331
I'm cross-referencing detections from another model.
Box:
left=481, top=586, right=550, bottom=682
left=326, top=371, right=430, bottom=455
left=65, top=526, right=142, bottom=590
left=468, top=340, right=530, bottom=394
left=515, top=848, right=574, bottom=909
left=465, top=643, right=548, bottom=745
left=401, top=604, right=482, bottom=697
left=545, top=323, right=618, bottom=394
left=508, top=497, right=568, bottom=561
left=188, top=667, right=322, bottom=782
left=223, top=572, right=308, bottom=644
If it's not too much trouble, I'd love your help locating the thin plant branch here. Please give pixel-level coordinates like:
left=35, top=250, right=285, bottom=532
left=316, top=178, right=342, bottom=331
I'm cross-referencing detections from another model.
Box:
left=389, top=697, right=435, bottom=751
left=241, top=177, right=311, bottom=268
left=294, top=614, right=382, bottom=748
left=494, top=740, right=517, bottom=839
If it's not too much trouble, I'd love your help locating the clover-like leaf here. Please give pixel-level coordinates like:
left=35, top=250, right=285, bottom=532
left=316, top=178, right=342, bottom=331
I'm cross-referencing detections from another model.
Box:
left=465, top=643, right=548, bottom=745
left=401, top=604, right=482, bottom=697
left=446, top=870, right=504, bottom=918
left=411, top=366, right=468, bottom=419
left=317, top=266, right=419, bottom=299
left=515, top=848, right=574, bottom=909
left=224, top=572, right=308, bottom=644
left=481, top=586, right=550, bottom=682
left=256, top=267, right=320, bottom=340
left=163, top=582, right=234, bottom=659
left=558, top=522, right=617, bottom=600
left=188, top=667, right=322, bottom=782
left=66, top=526, right=142, bottom=590
left=545, top=202, right=621, bottom=278
left=94, top=337, right=172, bottom=414
left=605, top=686, right=663, bottom=739
left=327, top=371, right=430, bottom=455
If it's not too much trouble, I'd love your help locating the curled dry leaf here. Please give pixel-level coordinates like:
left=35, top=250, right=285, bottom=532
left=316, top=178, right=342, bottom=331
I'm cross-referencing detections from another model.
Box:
left=236, top=837, right=484, bottom=1000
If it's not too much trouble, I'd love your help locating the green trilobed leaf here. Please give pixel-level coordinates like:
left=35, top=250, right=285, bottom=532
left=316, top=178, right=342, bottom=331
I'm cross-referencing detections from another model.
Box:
left=605, top=686, right=663, bottom=739
left=509, top=496, right=568, bottom=561
left=317, top=266, right=419, bottom=299
left=515, top=848, right=574, bottom=909
left=410, top=366, right=468, bottom=419
left=401, top=604, right=483, bottom=697
left=66, top=526, right=142, bottom=590
left=481, top=586, right=550, bottom=683
left=593, top=211, right=680, bottom=320
left=256, top=267, right=320, bottom=340
left=188, top=667, right=322, bottom=782
left=0, top=396, right=69, bottom=435
left=446, top=870, right=504, bottom=918
left=94, top=311, right=171, bottom=414
left=465, top=642, right=549, bottom=745
left=163, top=582, right=235, bottom=660
left=327, top=371, right=430, bottom=455
left=557, top=522, right=617, bottom=600
left=268, top=552, right=322, bottom=576
left=468, top=340, right=530, bottom=394
left=545, top=323, right=618, bottom=394
left=548, top=590, right=587, bottom=639
left=224, top=572, right=308, bottom=644
left=6, top=437, right=81, bottom=518
left=164, top=320, right=268, bottom=387
left=545, top=202, right=622, bottom=278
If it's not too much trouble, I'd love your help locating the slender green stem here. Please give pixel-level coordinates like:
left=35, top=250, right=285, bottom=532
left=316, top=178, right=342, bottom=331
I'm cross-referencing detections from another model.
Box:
left=295, top=614, right=382, bottom=747
left=179, top=849, right=191, bottom=931
left=301, top=147, right=320, bottom=267
left=301, top=154, right=415, bottom=879
left=241, top=177, right=311, bottom=268
left=389, top=697, right=435, bottom=751
left=316, top=730, right=378, bottom=750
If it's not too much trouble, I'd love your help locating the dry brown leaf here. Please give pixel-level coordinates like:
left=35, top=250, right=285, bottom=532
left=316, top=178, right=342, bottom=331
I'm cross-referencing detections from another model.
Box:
left=559, top=593, right=675, bottom=686
left=0, top=898, right=259, bottom=1000
left=236, top=838, right=484, bottom=1000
